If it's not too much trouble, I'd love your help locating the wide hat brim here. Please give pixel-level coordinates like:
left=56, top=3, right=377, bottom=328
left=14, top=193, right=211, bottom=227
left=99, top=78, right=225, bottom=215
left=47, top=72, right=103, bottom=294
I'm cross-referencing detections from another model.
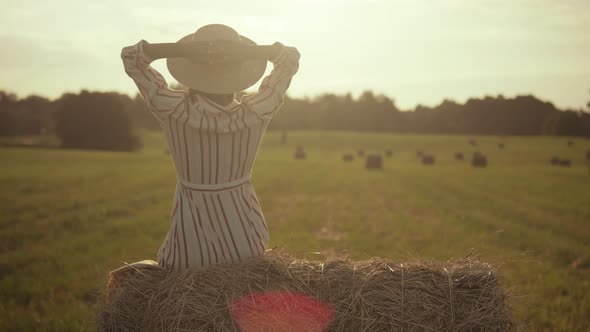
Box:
left=167, top=25, right=267, bottom=94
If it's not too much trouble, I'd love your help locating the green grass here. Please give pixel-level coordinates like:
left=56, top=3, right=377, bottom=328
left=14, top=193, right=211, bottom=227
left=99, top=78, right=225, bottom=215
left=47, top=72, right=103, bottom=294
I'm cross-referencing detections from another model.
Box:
left=1, top=130, right=589, bottom=331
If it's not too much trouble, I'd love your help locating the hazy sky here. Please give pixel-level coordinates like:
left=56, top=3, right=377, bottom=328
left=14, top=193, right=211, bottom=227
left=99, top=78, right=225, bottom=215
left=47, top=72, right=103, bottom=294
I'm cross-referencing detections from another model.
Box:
left=1, top=0, right=589, bottom=109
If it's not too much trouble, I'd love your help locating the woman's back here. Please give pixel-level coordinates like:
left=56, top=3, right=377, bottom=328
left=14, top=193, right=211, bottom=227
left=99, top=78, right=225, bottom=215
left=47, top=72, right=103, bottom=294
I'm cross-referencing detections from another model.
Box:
left=121, top=38, right=300, bottom=271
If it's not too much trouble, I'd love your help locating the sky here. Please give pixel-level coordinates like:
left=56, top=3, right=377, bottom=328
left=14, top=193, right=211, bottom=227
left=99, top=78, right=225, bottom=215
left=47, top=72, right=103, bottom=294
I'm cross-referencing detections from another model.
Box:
left=1, top=0, right=589, bottom=110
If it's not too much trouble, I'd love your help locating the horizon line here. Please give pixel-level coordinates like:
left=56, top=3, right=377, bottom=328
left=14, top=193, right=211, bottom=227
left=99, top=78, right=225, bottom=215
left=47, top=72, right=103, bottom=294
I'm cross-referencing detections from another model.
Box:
left=1, top=87, right=588, bottom=112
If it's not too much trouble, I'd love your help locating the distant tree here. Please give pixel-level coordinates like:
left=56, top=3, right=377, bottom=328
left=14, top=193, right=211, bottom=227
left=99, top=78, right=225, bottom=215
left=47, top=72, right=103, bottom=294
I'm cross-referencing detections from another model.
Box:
left=0, top=90, right=18, bottom=105
left=123, top=93, right=161, bottom=130
left=0, top=91, right=19, bottom=135
left=54, top=90, right=141, bottom=151
left=551, top=110, right=587, bottom=136
left=0, top=90, right=54, bottom=135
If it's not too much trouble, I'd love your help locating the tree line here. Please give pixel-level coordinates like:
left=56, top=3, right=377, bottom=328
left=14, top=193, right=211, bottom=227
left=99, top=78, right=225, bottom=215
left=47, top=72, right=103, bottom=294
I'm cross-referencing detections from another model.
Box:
left=0, top=89, right=588, bottom=150
left=0, top=90, right=160, bottom=136
left=271, top=91, right=590, bottom=136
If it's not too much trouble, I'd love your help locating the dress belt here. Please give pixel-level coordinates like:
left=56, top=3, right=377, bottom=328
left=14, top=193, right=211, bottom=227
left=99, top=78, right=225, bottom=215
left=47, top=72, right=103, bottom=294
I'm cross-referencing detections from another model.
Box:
left=178, top=175, right=251, bottom=192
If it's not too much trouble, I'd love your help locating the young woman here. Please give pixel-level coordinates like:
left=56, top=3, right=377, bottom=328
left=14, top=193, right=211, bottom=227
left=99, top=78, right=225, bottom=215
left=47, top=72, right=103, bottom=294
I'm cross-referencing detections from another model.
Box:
left=121, top=24, right=300, bottom=272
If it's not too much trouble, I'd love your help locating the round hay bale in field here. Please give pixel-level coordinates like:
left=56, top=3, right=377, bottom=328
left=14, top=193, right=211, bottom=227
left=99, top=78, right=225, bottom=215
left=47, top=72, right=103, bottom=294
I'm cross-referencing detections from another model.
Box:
left=295, top=146, right=306, bottom=160
left=472, top=152, right=488, bottom=167
left=550, top=156, right=560, bottom=166
left=559, top=159, right=572, bottom=167
left=454, top=152, right=464, bottom=161
left=469, top=139, right=477, bottom=146
left=342, top=154, right=354, bottom=162
left=98, top=248, right=514, bottom=331
left=357, top=149, right=365, bottom=157
left=365, top=154, right=383, bottom=170
left=384, top=149, right=393, bottom=157
left=421, top=154, right=435, bottom=165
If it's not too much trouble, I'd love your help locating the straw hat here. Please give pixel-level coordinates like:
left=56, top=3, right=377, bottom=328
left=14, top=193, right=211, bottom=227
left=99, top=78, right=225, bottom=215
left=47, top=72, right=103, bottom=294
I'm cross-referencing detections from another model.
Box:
left=167, top=24, right=267, bottom=94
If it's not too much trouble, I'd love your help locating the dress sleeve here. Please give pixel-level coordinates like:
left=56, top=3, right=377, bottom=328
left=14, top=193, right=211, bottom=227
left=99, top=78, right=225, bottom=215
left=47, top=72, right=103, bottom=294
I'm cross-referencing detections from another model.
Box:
left=240, top=43, right=300, bottom=119
left=120, top=40, right=184, bottom=121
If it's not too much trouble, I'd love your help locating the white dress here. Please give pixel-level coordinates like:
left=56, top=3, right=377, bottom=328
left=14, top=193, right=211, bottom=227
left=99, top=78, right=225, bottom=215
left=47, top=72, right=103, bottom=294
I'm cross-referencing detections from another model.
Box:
left=121, top=40, right=300, bottom=272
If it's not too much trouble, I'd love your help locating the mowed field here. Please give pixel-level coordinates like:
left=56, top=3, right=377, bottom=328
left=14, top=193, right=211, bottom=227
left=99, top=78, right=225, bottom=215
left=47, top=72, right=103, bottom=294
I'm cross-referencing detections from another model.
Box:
left=1, top=130, right=589, bottom=331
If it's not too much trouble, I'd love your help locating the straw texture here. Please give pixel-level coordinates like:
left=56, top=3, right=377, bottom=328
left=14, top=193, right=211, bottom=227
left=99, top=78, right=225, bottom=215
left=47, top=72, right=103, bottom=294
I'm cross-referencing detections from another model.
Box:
left=97, top=248, right=514, bottom=331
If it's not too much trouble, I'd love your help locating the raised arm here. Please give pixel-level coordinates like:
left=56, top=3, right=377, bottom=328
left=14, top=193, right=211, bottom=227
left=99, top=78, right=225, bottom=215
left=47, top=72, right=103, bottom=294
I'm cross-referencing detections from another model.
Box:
left=120, top=40, right=185, bottom=119
left=240, top=42, right=300, bottom=118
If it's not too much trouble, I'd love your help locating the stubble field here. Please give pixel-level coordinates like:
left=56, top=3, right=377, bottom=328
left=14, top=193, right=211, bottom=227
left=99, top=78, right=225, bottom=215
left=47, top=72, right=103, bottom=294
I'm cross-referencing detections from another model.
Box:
left=1, top=131, right=589, bottom=331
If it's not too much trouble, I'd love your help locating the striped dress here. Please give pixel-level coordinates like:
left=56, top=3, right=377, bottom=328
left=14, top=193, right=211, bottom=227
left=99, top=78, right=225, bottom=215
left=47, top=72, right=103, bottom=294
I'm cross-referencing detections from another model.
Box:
left=121, top=40, right=300, bottom=272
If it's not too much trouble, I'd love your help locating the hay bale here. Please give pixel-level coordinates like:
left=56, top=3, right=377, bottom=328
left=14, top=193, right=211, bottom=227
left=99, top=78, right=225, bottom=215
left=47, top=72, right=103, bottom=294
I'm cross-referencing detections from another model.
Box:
left=295, top=146, right=306, bottom=160
left=342, top=154, right=354, bottom=162
left=98, top=248, right=514, bottom=331
left=384, top=149, right=393, bottom=157
left=469, top=139, right=477, bottom=146
left=454, top=152, right=464, bottom=161
left=559, top=159, right=572, bottom=167
left=365, top=154, right=383, bottom=170
left=357, top=149, right=365, bottom=157
left=421, top=154, right=435, bottom=165
left=550, top=156, right=560, bottom=166
left=472, top=152, right=488, bottom=167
